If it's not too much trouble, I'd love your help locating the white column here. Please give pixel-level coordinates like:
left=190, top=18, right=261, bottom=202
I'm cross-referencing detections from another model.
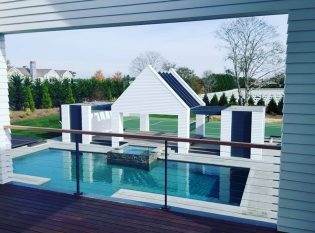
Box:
left=0, top=34, right=13, bottom=184
left=178, top=111, right=190, bottom=154
left=81, top=105, right=92, bottom=144
left=251, top=110, right=265, bottom=160
left=220, top=110, right=232, bottom=157
left=195, top=114, right=205, bottom=137
left=61, top=104, right=71, bottom=143
left=111, top=112, right=123, bottom=148
left=140, top=114, right=149, bottom=131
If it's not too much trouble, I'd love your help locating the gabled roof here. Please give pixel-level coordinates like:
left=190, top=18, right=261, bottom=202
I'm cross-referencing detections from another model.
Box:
left=36, top=69, right=55, bottom=77
left=159, top=72, right=200, bottom=108
left=55, top=70, right=68, bottom=77
left=16, top=67, right=31, bottom=77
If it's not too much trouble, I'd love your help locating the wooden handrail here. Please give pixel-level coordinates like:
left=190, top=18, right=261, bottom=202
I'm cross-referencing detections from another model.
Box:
left=4, top=125, right=281, bottom=150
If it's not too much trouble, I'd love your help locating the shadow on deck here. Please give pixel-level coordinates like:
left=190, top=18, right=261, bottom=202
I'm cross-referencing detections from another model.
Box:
left=0, top=184, right=279, bottom=233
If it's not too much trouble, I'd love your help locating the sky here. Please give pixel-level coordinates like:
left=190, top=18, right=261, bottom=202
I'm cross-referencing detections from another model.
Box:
left=6, top=15, right=288, bottom=78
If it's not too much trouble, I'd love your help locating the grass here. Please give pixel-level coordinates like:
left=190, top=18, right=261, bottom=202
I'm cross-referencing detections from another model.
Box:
left=11, top=113, right=282, bottom=140
left=124, top=115, right=282, bottom=138
left=11, top=114, right=61, bottom=139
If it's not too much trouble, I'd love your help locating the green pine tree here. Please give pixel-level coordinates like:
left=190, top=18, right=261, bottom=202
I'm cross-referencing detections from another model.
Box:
left=24, top=86, right=35, bottom=112
left=202, top=93, right=210, bottom=106
left=9, top=75, right=25, bottom=110
left=266, top=98, right=278, bottom=115
left=278, top=97, right=284, bottom=115
left=65, top=84, right=75, bottom=104
left=257, top=96, right=265, bottom=106
left=229, top=94, right=237, bottom=105
left=41, top=85, right=52, bottom=109
left=219, top=93, right=228, bottom=106
left=248, top=96, right=255, bottom=106
left=210, top=94, right=219, bottom=105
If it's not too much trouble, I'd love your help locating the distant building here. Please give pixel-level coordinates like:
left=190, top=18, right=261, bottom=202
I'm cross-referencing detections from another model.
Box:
left=7, top=61, right=75, bottom=81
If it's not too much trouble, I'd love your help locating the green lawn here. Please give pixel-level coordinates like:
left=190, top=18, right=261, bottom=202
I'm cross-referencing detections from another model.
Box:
left=12, top=114, right=61, bottom=139
left=11, top=113, right=282, bottom=139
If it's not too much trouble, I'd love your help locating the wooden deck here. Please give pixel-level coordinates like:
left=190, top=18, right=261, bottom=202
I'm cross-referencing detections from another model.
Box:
left=0, top=184, right=279, bottom=233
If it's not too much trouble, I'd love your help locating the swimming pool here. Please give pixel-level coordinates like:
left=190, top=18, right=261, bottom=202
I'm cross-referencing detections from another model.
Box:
left=13, top=148, right=249, bottom=206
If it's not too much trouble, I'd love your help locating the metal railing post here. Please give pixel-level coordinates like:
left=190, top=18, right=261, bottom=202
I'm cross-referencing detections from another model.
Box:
left=162, top=140, right=169, bottom=211
left=74, top=134, right=83, bottom=197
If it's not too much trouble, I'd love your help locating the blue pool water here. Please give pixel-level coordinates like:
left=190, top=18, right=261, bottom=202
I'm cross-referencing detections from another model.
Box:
left=121, top=145, right=155, bottom=155
left=13, top=149, right=249, bottom=206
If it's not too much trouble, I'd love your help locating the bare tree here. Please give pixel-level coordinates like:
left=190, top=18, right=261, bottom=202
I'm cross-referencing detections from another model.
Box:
left=217, top=17, right=285, bottom=105
left=130, top=51, right=168, bottom=76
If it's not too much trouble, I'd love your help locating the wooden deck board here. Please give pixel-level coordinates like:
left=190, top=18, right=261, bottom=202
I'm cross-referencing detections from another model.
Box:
left=0, top=184, right=279, bottom=233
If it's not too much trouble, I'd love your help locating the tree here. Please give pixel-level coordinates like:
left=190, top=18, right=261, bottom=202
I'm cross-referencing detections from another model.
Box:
left=278, top=97, right=284, bottom=115
left=33, top=79, right=42, bottom=109
left=41, top=85, right=52, bottom=109
left=229, top=94, right=237, bottom=105
left=257, top=97, right=265, bottom=106
left=161, top=61, right=176, bottom=71
left=219, top=93, right=228, bottom=106
left=176, top=67, right=204, bottom=94
left=93, top=70, right=105, bottom=81
left=65, top=83, right=75, bottom=104
left=217, top=17, right=284, bottom=105
left=9, top=75, right=25, bottom=110
left=24, top=86, right=35, bottom=112
left=210, top=94, right=219, bottom=105
left=112, top=71, right=123, bottom=80
left=248, top=96, right=255, bottom=106
left=202, top=93, right=210, bottom=106
left=130, top=51, right=168, bottom=76
left=266, top=98, right=278, bottom=115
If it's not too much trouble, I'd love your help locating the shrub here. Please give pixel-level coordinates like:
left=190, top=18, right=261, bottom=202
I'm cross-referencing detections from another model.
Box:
left=24, top=86, right=35, bottom=112
left=266, top=98, right=278, bottom=114
left=210, top=94, right=219, bottom=105
left=229, top=94, right=237, bottom=105
left=65, top=84, right=75, bottom=104
left=219, top=93, right=228, bottom=106
left=257, top=97, right=265, bottom=106
left=248, top=96, right=255, bottom=106
left=202, top=93, right=210, bottom=106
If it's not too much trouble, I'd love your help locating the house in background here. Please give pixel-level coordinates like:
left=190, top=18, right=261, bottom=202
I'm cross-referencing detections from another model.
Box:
left=7, top=61, right=75, bottom=81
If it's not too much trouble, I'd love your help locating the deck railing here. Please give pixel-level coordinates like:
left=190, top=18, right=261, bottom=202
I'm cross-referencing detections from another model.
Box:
left=4, top=125, right=281, bottom=222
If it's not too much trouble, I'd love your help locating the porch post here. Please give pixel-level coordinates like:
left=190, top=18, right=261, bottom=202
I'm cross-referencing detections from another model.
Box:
left=195, top=114, right=205, bottom=137
left=0, top=34, right=13, bottom=184
left=111, top=112, right=123, bottom=148
left=81, top=105, right=92, bottom=144
left=178, top=111, right=190, bottom=154
left=140, top=114, right=149, bottom=131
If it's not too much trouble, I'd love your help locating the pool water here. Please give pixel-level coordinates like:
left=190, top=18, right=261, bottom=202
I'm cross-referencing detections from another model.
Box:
left=121, top=145, right=155, bottom=155
left=13, top=149, right=249, bottom=206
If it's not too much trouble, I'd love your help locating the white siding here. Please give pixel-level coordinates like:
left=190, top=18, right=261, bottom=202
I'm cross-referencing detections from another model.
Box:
left=0, top=34, right=12, bottom=184
left=1, top=0, right=315, bottom=34
left=61, top=104, right=70, bottom=143
left=112, top=66, right=188, bottom=115
left=277, top=8, right=315, bottom=233
left=220, top=110, right=231, bottom=157
left=251, top=110, right=265, bottom=160
left=81, top=105, right=92, bottom=144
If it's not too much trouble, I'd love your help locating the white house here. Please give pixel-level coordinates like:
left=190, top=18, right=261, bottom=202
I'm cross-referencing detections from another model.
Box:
left=7, top=61, right=75, bottom=81
left=111, top=65, right=206, bottom=154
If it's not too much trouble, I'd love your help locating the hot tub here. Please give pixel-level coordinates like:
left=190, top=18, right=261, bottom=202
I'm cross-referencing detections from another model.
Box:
left=107, top=145, right=159, bottom=170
